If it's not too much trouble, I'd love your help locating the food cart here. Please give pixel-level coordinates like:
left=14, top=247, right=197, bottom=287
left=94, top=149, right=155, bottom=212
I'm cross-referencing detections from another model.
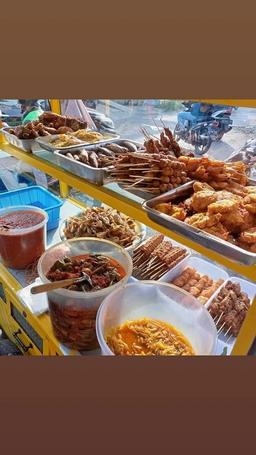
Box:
left=0, top=99, right=255, bottom=356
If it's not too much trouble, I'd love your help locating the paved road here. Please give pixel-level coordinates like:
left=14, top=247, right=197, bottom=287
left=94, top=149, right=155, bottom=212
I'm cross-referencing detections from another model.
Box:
left=98, top=103, right=256, bottom=161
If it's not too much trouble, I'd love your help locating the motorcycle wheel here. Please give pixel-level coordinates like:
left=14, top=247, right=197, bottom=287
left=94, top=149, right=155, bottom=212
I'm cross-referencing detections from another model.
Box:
left=194, top=139, right=212, bottom=155
left=174, top=123, right=181, bottom=142
left=216, top=132, right=224, bottom=141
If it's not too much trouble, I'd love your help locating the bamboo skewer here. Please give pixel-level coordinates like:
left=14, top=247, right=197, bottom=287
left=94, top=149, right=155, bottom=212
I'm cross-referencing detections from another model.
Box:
left=126, top=178, right=145, bottom=188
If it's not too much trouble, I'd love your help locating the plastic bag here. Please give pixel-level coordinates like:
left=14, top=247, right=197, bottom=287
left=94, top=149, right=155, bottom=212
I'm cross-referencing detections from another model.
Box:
left=16, top=161, right=48, bottom=188
left=61, top=99, right=96, bottom=129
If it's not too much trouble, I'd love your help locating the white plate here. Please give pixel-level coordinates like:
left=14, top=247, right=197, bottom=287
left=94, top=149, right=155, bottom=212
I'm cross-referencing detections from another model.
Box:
left=59, top=209, right=147, bottom=253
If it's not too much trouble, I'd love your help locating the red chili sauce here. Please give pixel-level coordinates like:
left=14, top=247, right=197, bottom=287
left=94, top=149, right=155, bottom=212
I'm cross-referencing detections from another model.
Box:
left=0, top=210, right=46, bottom=269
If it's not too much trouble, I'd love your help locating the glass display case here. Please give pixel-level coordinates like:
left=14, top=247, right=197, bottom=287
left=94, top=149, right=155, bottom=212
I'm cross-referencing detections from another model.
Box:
left=0, top=99, right=255, bottom=356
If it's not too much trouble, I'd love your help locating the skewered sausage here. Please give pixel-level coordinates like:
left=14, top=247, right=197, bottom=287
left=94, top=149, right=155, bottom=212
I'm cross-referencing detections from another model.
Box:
left=122, top=141, right=138, bottom=153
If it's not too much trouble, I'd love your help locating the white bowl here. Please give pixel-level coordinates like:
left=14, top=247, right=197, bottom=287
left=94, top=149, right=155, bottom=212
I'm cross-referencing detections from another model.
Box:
left=96, top=281, right=218, bottom=356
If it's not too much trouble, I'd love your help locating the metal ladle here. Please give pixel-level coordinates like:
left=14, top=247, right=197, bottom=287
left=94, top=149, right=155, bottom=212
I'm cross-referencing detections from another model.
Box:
left=30, top=272, right=93, bottom=295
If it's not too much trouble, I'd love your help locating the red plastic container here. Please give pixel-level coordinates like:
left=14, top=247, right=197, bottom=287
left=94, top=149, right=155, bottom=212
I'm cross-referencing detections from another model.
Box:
left=0, top=206, right=48, bottom=269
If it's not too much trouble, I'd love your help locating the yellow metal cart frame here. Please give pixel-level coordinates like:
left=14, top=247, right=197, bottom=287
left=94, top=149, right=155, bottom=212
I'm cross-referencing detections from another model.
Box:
left=0, top=99, right=255, bottom=355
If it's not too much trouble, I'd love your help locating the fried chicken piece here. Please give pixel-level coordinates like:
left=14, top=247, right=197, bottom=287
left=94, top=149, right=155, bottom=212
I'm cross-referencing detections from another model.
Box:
left=185, top=212, right=222, bottom=229
left=57, top=126, right=74, bottom=134
left=215, top=190, right=243, bottom=203
left=183, top=197, right=193, bottom=212
left=223, top=208, right=255, bottom=234
left=203, top=223, right=230, bottom=241
left=209, top=181, right=247, bottom=196
left=171, top=206, right=187, bottom=221
left=186, top=212, right=230, bottom=240
left=245, top=186, right=256, bottom=195
left=208, top=199, right=240, bottom=215
left=238, top=241, right=256, bottom=252
left=239, top=227, right=256, bottom=244
left=39, top=112, right=87, bottom=131
left=243, top=193, right=256, bottom=214
left=154, top=203, right=173, bottom=215
left=155, top=203, right=187, bottom=221
left=193, top=181, right=215, bottom=192
left=191, top=190, right=217, bottom=212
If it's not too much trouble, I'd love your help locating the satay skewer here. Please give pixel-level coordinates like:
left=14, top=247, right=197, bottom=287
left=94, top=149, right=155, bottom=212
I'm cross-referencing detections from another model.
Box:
left=122, top=187, right=160, bottom=191
left=126, top=178, right=145, bottom=188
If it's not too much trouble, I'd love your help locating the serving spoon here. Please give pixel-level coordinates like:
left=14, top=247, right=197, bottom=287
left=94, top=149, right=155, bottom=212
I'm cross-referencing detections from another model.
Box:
left=30, top=273, right=93, bottom=295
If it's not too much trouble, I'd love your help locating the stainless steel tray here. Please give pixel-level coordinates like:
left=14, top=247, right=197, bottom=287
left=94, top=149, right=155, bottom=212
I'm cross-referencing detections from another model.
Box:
left=142, top=180, right=256, bottom=266
left=118, top=183, right=155, bottom=201
left=36, top=132, right=120, bottom=152
left=1, top=127, right=35, bottom=152
left=54, top=149, right=111, bottom=185
left=54, top=139, right=144, bottom=185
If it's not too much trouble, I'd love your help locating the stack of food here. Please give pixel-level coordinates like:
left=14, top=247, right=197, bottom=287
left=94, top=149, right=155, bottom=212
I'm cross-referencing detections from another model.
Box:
left=171, top=267, right=224, bottom=305
left=208, top=281, right=251, bottom=337
left=62, top=207, right=141, bottom=249
left=110, top=153, right=188, bottom=194
left=142, top=126, right=194, bottom=158
left=8, top=112, right=87, bottom=139
left=179, top=156, right=248, bottom=194
left=132, top=234, right=188, bottom=280
left=110, top=146, right=248, bottom=196
left=155, top=181, right=256, bottom=252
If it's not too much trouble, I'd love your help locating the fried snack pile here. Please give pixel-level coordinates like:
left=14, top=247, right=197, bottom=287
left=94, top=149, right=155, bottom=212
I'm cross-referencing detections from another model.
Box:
left=39, top=112, right=87, bottom=132
left=8, top=112, right=87, bottom=139
left=209, top=281, right=251, bottom=336
left=179, top=156, right=248, bottom=194
left=132, top=234, right=188, bottom=280
left=111, top=153, right=248, bottom=196
left=110, top=153, right=189, bottom=194
left=143, top=127, right=194, bottom=158
left=155, top=182, right=256, bottom=252
left=171, top=267, right=224, bottom=305
left=63, top=207, right=138, bottom=248
left=107, top=318, right=195, bottom=356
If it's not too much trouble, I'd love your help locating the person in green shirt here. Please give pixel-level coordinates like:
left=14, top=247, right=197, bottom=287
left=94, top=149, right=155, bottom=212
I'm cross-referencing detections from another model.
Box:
left=18, top=99, right=43, bottom=125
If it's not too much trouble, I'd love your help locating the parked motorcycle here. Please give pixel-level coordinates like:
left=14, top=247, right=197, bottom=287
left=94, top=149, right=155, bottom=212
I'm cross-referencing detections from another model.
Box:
left=174, top=102, right=233, bottom=154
